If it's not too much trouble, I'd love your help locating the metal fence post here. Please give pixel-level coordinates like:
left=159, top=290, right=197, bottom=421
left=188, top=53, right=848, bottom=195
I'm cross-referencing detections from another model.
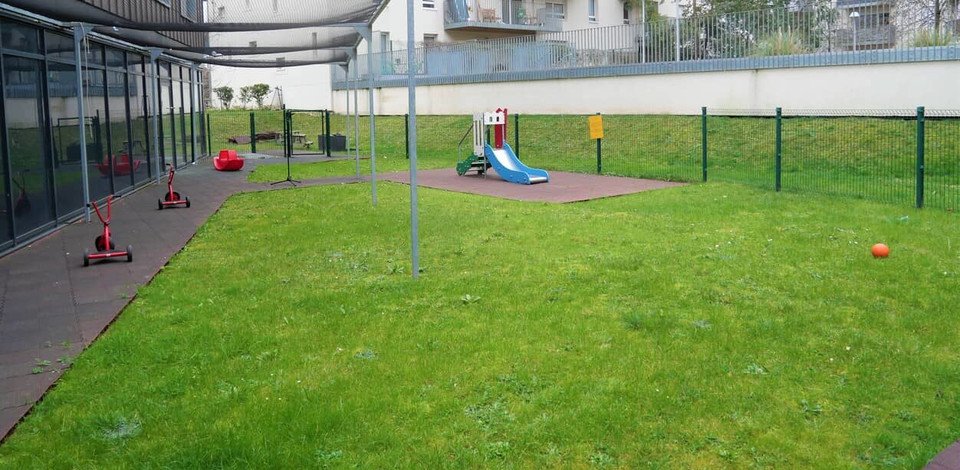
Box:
left=916, top=106, right=925, bottom=209
left=775, top=107, right=782, bottom=192
left=674, top=3, right=681, bottom=62
left=405, top=113, right=410, bottom=159
left=249, top=112, right=256, bottom=153
left=206, top=112, right=212, bottom=158
left=701, top=106, right=708, bottom=182
left=514, top=113, right=520, bottom=158
left=596, top=113, right=602, bottom=174
left=325, top=109, right=332, bottom=157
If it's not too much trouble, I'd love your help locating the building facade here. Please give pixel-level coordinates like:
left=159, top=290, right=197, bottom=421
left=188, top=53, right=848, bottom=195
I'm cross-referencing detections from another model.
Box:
left=208, top=0, right=670, bottom=109
left=0, top=1, right=205, bottom=253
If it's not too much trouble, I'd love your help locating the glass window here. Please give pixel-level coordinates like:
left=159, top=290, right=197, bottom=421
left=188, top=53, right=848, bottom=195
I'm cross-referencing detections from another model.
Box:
left=1, top=21, right=40, bottom=54
left=105, top=47, right=125, bottom=69
left=127, top=53, right=145, bottom=75
left=131, top=73, right=151, bottom=184
left=107, top=70, right=132, bottom=192
left=84, top=43, right=104, bottom=66
left=181, top=0, right=199, bottom=21
left=159, top=77, right=175, bottom=169
left=47, top=61, right=85, bottom=218
left=84, top=67, right=112, bottom=199
left=4, top=56, right=54, bottom=237
left=177, top=80, right=188, bottom=165
left=545, top=2, right=565, bottom=19
left=588, top=0, right=597, bottom=22
left=45, top=31, right=75, bottom=62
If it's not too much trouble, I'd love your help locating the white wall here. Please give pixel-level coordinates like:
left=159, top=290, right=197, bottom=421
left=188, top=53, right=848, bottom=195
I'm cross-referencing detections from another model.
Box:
left=331, top=61, right=960, bottom=115
left=208, top=64, right=332, bottom=109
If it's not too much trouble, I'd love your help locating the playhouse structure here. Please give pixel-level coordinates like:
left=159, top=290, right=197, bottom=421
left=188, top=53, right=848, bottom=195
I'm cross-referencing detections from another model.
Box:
left=457, top=108, right=549, bottom=185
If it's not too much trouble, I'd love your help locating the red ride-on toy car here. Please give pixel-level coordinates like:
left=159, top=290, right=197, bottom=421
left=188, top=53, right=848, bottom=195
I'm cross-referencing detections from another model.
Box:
left=83, top=195, right=132, bottom=267
left=158, top=164, right=190, bottom=210
left=213, top=149, right=244, bottom=171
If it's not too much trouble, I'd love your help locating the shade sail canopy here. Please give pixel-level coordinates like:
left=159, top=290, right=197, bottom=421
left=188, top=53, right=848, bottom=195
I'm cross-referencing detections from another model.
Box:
left=7, top=0, right=386, bottom=67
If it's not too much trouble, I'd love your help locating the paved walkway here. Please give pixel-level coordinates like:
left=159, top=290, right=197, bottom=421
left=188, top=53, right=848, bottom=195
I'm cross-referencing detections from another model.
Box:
left=0, top=156, right=359, bottom=441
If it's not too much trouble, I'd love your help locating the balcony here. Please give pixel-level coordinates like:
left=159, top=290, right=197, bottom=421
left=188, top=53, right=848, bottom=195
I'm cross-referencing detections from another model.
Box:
left=444, top=0, right=563, bottom=33
left=835, top=25, right=897, bottom=49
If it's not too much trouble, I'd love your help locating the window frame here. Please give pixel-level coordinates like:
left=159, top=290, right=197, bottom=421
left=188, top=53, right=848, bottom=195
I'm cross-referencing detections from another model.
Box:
left=180, top=0, right=199, bottom=22
left=544, top=2, right=566, bottom=20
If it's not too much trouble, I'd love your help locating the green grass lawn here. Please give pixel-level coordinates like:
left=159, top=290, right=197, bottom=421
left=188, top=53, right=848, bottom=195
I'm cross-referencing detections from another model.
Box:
left=1, top=182, right=958, bottom=467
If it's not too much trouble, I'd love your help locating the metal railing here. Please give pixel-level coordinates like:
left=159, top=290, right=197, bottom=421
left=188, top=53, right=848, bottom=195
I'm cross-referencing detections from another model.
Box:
left=333, top=4, right=960, bottom=88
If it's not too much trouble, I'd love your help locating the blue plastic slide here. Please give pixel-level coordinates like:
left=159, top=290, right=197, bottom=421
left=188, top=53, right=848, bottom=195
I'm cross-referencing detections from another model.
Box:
left=483, top=142, right=549, bottom=185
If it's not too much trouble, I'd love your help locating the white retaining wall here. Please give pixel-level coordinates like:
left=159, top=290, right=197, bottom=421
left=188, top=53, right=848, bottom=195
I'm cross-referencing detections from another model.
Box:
left=330, top=61, right=960, bottom=115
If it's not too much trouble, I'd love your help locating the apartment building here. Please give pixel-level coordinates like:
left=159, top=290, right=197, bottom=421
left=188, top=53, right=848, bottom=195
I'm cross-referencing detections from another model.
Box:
left=208, top=0, right=674, bottom=109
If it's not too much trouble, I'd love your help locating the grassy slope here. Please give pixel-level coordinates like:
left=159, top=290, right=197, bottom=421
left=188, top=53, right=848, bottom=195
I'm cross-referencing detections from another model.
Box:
left=237, top=113, right=958, bottom=210
left=1, top=182, right=958, bottom=468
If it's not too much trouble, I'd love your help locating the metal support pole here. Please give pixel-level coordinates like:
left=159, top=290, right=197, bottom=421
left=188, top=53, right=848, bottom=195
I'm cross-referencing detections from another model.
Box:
left=407, top=0, right=420, bottom=278
left=343, top=65, right=350, bottom=159
left=149, top=49, right=162, bottom=184
left=190, top=66, right=199, bottom=162
left=353, top=57, right=361, bottom=180
left=701, top=106, right=707, bottom=182
left=916, top=106, right=925, bottom=209
left=514, top=113, right=519, bottom=158
left=206, top=112, right=212, bottom=159
left=324, top=109, right=332, bottom=157
left=358, top=27, right=378, bottom=206
left=775, top=107, right=782, bottom=192
left=405, top=114, right=409, bottom=159
left=596, top=138, right=602, bottom=174
left=73, top=24, right=93, bottom=222
left=249, top=111, right=257, bottom=153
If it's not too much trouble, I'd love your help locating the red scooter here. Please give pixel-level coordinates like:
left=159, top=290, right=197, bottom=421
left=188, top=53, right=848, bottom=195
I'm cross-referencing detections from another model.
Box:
left=83, top=195, right=132, bottom=266
left=158, top=164, right=190, bottom=210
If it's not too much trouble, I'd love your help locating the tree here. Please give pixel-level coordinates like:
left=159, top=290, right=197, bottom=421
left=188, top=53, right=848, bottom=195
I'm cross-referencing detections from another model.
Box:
left=238, top=86, right=253, bottom=109
left=213, top=86, right=234, bottom=110
left=249, top=83, right=272, bottom=109
left=897, top=0, right=960, bottom=36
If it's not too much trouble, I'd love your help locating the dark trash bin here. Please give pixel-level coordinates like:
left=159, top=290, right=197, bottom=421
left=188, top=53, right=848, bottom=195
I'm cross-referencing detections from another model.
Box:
left=320, top=133, right=347, bottom=152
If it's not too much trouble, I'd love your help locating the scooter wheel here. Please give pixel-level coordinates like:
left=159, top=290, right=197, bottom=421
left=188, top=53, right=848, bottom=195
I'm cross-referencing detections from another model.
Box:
left=158, top=199, right=163, bottom=210
left=126, top=245, right=133, bottom=263
left=83, top=248, right=90, bottom=267
left=171, top=191, right=181, bottom=201
left=185, top=197, right=191, bottom=208
left=95, top=235, right=115, bottom=252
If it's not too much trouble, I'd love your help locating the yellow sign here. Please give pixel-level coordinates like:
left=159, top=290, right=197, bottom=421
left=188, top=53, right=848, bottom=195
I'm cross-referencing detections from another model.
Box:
left=588, top=115, right=604, bottom=140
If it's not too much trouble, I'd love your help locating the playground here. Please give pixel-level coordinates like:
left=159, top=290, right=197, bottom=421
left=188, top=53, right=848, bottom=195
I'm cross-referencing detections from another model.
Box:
left=0, top=103, right=956, bottom=467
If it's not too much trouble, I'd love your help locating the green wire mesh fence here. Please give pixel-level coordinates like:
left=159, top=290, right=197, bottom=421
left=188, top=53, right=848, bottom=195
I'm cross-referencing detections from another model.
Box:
left=210, top=108, right=959, bottom=211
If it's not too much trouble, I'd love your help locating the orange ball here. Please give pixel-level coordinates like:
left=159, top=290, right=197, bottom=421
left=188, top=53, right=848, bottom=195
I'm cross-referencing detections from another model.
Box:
left=871, top=243, right=890, bottom=258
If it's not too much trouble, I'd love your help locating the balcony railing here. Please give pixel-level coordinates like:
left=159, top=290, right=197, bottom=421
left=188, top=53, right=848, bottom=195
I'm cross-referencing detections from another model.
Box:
left=836, top=0, right=892, bottom=7
left=444, top=0, right=563, bottom=32
left=835, top=25, right=897, bottom=48
left=333, top=6, right=960, bottom=89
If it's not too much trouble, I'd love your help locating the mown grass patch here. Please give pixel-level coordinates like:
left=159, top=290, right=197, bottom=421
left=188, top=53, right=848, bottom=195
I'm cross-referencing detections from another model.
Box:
left=3, top=182, right=956, bottom=467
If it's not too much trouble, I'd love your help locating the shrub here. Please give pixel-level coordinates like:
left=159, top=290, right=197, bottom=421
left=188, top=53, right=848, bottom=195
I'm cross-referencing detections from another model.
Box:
left=753, top=30, right=809, bottom=56
left=912, top=29, right=955, bottom=47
